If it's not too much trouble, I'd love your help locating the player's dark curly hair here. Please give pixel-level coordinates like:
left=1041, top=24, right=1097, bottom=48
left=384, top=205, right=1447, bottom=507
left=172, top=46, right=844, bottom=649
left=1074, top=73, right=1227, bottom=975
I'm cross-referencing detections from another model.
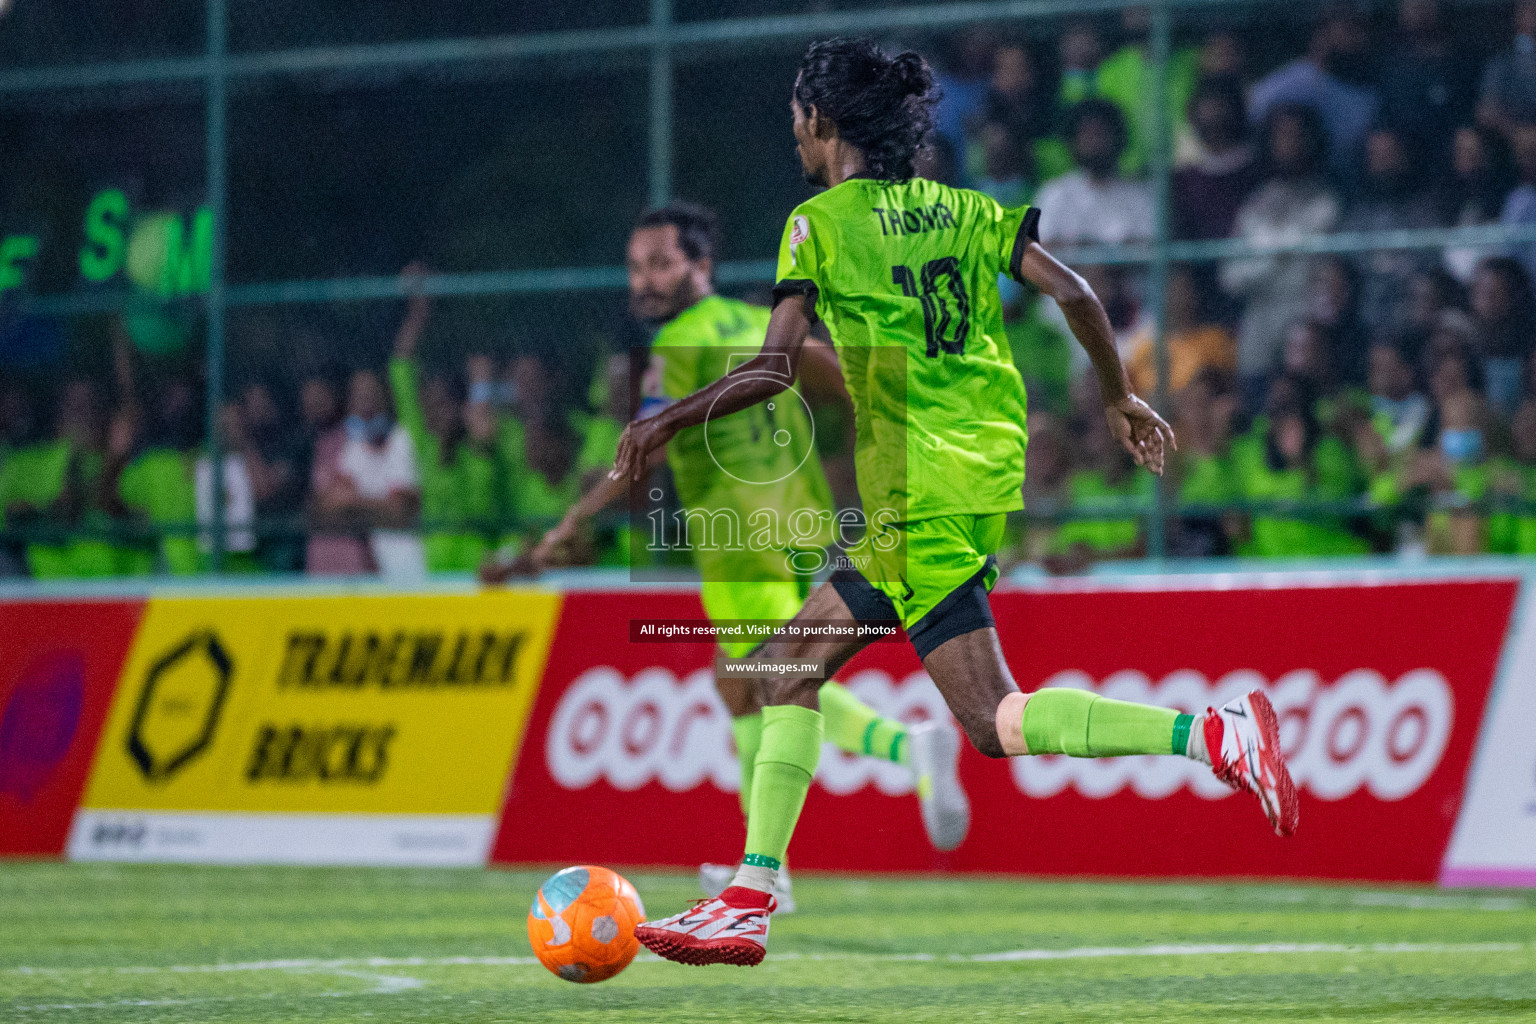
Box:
left=635, top=201, right=719, bottom=263
left=793, top=37, right=938, bottom=183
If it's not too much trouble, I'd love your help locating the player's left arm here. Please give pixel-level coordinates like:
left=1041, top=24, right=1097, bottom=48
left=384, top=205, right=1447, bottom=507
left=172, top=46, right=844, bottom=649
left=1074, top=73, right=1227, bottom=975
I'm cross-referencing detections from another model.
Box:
left=1014, top=241, right=1176, bottom=476
left=610, top=295, right=813, bottom=482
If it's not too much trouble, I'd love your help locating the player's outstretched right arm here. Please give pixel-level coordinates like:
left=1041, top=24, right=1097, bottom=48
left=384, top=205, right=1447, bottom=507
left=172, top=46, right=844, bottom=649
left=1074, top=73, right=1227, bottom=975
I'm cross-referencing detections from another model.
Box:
left=610, top=294, right=814, bottom=482
left=478, top=442, right=669, bottom=584
left=1015, top=241, right=1176, bottom=476
left=477, top=475, right=618, bottom=584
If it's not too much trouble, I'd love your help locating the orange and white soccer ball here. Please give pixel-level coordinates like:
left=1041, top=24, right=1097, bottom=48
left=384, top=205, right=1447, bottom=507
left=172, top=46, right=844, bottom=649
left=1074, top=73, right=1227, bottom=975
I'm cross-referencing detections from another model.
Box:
left=527, top=865, right=645, bottom=983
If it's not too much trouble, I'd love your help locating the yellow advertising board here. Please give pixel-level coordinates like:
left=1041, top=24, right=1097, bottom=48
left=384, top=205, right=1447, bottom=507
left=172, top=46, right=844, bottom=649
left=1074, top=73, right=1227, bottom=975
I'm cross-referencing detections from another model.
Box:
left=81, top=591, right=559, bottom=817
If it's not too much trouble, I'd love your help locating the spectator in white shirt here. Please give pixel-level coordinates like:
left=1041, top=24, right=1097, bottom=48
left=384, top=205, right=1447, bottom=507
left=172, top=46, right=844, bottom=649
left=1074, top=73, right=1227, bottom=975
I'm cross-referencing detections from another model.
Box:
left=195, top=404, right=256, bottom=558
left=1221, top=103, right=1342, bottom=384
left=315, top=368, right=425, bottom=580
left=1033, top=99, right=1153, bottom=247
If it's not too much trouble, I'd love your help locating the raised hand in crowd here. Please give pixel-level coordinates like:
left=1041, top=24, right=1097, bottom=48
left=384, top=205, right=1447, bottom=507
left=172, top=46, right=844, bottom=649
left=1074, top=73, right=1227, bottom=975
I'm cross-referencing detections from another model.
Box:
left=393, top=261, right=433, bottom=360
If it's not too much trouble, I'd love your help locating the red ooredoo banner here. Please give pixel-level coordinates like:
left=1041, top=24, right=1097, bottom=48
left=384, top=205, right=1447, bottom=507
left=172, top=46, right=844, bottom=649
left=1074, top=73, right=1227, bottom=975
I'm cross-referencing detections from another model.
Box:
left=491, top=580, right=1516, bottom=882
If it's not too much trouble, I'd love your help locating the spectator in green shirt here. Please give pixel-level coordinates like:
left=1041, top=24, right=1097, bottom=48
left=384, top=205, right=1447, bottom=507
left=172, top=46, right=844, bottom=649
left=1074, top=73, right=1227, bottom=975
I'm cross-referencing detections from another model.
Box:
left=569, top=352, right=636, bottom=567
left=1488, top=397, right=1536, bottom=553
left=1045, top=379, right=1155, bottom=573
left=104, top=372, right=201, bottom=576
left=1233, top=378, right=1371, bottom=558
left=489, top=350, right=617, bottom=557
left=516, top=408, right=585, bottom=524
left=1095, top=7, right=1201, bottom=177
left=576, top=352, right=628, bottom=480
left=387, top=265, right=502, bottom=573
left=1265, top=327, right=1370, bottom=499
left=1276, top=318, right=1367, bottom=434
left=1169, top=368, right=1242, bottom=556
left=1034, top=14, right=1199, bottom=181
left=0, top=379, right=123, bottom=578
left=0, top=382, right=34, bottom=576
left=1366, top=341, right=1432, bottom=456
left=1006, top=297, right=1073, bottom=417
left=1035, top=22, right=1106, bottom=183
left=1015, top=411, right=1074, bottom=567
left=1351, top=341, right=1433, bottom=549
left=1397, top=346, right=1493, bottom=554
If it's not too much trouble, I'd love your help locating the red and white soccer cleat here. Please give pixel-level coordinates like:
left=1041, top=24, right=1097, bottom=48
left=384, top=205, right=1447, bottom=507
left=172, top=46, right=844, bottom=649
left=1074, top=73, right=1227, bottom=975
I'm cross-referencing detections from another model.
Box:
left=1205, top=690, right=1300, bottom=838
left=635, top=886, right=775, bottom=966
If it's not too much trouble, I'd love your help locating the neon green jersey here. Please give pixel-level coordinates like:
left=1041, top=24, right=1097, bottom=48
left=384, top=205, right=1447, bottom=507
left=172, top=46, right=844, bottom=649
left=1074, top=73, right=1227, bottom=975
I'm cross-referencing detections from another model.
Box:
left=118, top=448, right=201, bottom=575
left=1, top=440, right=130, bottom=578
left=773, top=177, right=1035, bottom=523
left=388, top=357, right=503, bottom=572
left=1232, top=433, right=1370, bottom=558
left=1486, top=458, right=1536, bottom=554
left=648, top=294, right=834, bottom=581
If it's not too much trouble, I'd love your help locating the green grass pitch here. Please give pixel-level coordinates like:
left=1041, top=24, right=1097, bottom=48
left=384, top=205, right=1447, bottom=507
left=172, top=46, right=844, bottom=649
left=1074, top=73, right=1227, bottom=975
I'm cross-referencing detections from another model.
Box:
left=2, top=862, right=1535, bottom=1022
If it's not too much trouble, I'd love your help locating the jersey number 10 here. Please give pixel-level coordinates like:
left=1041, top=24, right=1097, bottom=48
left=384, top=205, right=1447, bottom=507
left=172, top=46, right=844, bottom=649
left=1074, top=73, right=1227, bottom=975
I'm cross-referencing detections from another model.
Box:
left=892, top=257, right=971, bottom=358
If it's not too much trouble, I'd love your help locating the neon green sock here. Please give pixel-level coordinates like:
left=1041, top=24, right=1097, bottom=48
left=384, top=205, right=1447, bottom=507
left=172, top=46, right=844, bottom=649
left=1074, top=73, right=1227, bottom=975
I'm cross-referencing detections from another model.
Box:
left=731, top=714, right=763, bottom=818
left=1020, top=688, right=1192, bottom=757
left=818, top=681, right=910, bottom=766
left=742, top=704, right=823, bottom=870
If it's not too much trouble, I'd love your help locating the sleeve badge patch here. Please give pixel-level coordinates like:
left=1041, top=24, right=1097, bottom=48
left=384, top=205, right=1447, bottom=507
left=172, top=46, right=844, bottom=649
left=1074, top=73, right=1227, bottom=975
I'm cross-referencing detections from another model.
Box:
left=789, top=215, right=810, bottom=251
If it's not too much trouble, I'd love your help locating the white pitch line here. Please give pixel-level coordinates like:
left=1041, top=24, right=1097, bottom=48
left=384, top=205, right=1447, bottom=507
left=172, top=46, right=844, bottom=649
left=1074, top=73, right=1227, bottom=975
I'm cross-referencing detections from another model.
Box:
left=1350, top=893, right=1524, bottom=912
left=961, top=941, right=1528, bottom=963
left=12, top=975, right=426, bottom=1013
left=313, top=970, right=425, bottom=993
left=16, top=997, right=231, bottom=1012
left=8, top=956, right=538, bottom=976
left=7, top=941, right=1527, bottom=978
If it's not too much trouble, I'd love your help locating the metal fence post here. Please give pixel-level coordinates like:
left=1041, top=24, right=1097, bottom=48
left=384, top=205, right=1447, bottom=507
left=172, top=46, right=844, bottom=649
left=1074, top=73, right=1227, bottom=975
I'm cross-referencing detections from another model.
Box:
left=649, top=0, right=674, bottom=207
left=205, top=0, right=229, bottom=571
left=1146, top=0, right=1173, bottom=561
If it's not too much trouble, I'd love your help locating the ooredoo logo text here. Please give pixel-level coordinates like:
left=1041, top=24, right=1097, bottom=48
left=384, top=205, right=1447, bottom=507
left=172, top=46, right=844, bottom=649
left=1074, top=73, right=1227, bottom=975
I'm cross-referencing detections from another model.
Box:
left=545, top=667, right=950, bottom=797
left=1010, top=668, right=1452, bottom=802
left=545, top=666, right=1453, bottom=802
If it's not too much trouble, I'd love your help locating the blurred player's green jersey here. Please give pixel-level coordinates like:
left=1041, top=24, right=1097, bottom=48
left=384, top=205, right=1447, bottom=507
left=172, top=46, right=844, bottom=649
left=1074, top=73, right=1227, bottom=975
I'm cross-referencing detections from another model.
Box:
left=773, top=177, right=1036, bottom=523
left=647, top=294, right=834, bottom=585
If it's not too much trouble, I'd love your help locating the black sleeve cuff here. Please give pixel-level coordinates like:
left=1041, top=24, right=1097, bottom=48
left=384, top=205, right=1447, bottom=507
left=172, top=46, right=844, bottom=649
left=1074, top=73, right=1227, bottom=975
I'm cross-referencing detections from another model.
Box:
left=1008, top=206, right=1042, bottom=284
left=771, top=279, right=820, bottom=322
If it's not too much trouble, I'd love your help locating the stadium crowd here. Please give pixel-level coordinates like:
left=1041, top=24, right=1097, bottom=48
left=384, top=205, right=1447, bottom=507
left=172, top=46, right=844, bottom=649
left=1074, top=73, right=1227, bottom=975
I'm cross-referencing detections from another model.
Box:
left=0, top=268, right=634, bottom=579
left=942, top=0, right=1536, bottom=565
left=6, top=0, right=1536, bottom=578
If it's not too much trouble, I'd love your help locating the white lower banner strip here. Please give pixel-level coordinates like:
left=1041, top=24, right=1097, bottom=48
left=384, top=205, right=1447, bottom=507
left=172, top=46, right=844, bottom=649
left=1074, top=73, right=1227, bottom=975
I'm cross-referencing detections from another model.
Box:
left=66, top=811, right=494, bottom=866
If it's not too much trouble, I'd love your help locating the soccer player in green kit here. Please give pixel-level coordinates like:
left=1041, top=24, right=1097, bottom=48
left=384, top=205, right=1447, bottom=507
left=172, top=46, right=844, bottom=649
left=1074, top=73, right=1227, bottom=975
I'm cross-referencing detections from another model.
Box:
left=481, top=202, right=973, bottom=908
left=624, top=38, right=1300, bottom=967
